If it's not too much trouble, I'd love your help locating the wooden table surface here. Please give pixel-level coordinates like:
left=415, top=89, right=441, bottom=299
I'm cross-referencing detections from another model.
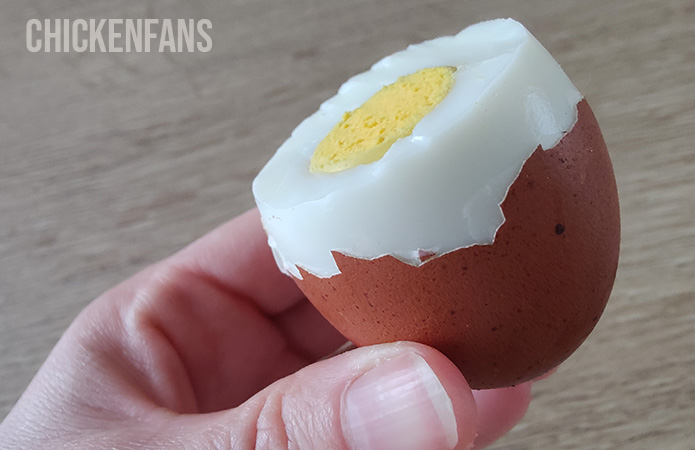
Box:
left=1, top=0, right=694, bottom=448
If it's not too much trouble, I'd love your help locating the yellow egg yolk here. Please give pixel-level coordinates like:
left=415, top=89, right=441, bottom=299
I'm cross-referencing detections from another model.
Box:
left=309, top=66, right=456, bottom=173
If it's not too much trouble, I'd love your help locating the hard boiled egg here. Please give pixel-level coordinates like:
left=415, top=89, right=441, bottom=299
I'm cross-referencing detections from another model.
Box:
left=252, top=19, right=620, bottom=389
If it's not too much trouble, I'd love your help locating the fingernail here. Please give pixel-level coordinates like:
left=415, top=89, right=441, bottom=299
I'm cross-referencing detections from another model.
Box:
left=343, top=352, right=458, bottom=450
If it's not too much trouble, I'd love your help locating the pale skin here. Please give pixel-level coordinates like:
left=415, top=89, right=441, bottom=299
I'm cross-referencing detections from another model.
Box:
left=0, top=209, right=533, bottom=449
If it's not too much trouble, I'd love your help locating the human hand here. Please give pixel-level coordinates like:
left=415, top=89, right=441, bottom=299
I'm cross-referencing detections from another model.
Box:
left=0, top=209, right=533, bottom=449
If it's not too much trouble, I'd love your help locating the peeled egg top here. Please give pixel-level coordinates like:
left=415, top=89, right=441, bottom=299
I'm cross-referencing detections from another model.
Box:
left=252, top=18, right=583, bottom=279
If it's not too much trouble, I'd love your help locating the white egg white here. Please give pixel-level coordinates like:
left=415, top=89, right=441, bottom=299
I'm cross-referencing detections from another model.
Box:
left=252, top=19, right=582, bottom=278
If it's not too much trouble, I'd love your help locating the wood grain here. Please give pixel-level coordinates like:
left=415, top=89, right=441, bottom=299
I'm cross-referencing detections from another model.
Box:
left=1, top=0, right=693, bottom=448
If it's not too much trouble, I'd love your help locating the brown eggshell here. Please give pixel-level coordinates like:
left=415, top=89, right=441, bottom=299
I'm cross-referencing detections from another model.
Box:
left=294, top=100, right=620, bottom=389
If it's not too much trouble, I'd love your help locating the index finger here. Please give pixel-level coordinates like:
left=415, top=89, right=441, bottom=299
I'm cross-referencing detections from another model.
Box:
left=172, top=208, right=304, bottom=315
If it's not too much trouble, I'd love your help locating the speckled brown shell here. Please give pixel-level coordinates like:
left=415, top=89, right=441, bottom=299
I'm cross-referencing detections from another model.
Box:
left=294, top=100, right=620, bottom=389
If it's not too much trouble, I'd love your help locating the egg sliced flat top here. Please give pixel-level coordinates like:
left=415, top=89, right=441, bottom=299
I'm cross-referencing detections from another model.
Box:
left=253, top=18, right=582, bottom=278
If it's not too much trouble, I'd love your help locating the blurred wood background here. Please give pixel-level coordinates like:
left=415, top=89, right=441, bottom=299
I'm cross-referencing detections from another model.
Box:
left=1, top=0, right=693, bottom=448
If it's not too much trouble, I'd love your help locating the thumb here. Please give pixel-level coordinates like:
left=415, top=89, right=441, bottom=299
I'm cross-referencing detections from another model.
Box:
left=171, top=342, right=478, bottom=450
